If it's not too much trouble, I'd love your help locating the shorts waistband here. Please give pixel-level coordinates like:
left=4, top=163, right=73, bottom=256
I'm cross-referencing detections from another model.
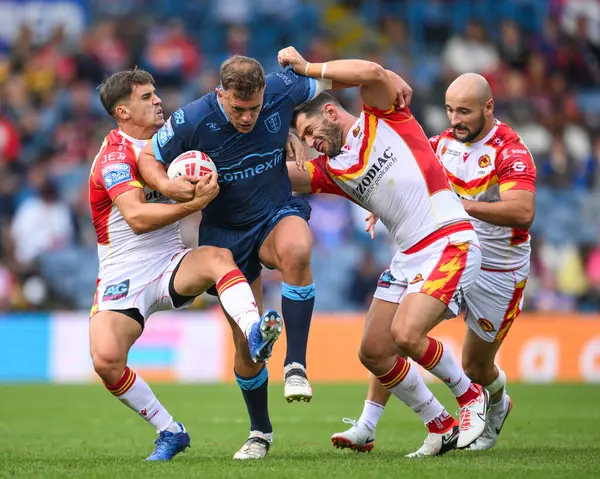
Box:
left=403, top=221, right=474, bottom=254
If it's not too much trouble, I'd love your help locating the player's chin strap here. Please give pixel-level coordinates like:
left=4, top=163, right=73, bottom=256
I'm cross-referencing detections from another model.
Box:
left=484, top=367, right=506, bottom=396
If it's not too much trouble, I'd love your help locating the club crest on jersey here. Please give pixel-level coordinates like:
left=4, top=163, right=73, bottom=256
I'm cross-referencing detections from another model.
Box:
left=172, top=109, right=185, bottom=125
left=378, top=269, right=395, bottom=288
left=441, top=145, right=447, bottom=155
left=410, top=273, right=424, bottom=285
left=352, top=125, right=361, bottom=137
left=478, top=155, right=491, bottom=168
left=102, top=279, right=130, bottom=301
left=478, top=318, right=495, bottom=332
left=102, top=163, right=132, bottom=190
left=264, top=112, right=281, bottom=133
left=157, top=118, right=174, bottom=147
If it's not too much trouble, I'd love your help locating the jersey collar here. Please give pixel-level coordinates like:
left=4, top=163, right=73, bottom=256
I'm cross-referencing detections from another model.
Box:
left=215, top=89, right=230, bottom=122
left=118, top=130, right=149, bottom=149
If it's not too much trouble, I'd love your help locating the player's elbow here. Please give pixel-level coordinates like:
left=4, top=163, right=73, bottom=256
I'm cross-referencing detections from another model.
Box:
left=363, top=62, right=387, bottom=84
left=515, top=206, right=535, bottom=229
left=124, top=211, right=152, bottom=235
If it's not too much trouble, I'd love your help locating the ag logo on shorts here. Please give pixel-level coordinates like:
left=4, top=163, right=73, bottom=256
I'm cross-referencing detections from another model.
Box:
left=377, top=270, right=395, bottom=288
left=478, top=318, right=495, bottom=332
left=103, top=280, right=130, bottom=301
left=264, top=112, right=281, bottom=133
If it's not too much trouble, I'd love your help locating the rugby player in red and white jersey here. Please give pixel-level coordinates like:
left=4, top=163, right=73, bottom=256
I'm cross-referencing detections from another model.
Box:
left=89, top=69, right=282, bottom=461
left=329, top=73, right=535, bottom=453
left=279, top=47, right=488, bottom=456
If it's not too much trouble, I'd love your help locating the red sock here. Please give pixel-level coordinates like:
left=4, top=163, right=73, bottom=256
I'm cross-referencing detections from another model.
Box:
left=426, top=411, right=458, bottom=434
left=457, top=383, right=481, bottom=407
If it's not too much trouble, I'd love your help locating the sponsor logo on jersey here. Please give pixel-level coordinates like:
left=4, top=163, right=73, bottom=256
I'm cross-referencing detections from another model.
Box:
left=172, top=108, right=185, bottom=125
left=145, top=190, right=170, bottom=203
left=102, top=279, right=130, bottom=301
left=410, top=273, right=424, bottom=285
left=478, top=154, right=491, bottom=168
left=276, top=71, right=294, bottom=85
left=445, top=149, right=461, bottom=157
left=157, top=118, right=174, bottom=147
left=510, top=148, right=528, bottom=155
left=102, top=163, right=133, bottom=190
left=206, top=122, right=220, bottom=131
left=218, top=148, right=284, bottom=184
left=354, top=146, right=398, bottom=201
left=512, top=161, right=527, bottom=172
left=377, top=269, right=395, bottom=288
left=478, top=318, right=495, bottom=332
left=264, top=112, right=281, bottom=133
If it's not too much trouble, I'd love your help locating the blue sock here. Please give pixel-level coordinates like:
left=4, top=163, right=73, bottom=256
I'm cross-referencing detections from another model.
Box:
left=281, top=282, right=316, bottom=368
left=235, top=366, right=272, bottom=434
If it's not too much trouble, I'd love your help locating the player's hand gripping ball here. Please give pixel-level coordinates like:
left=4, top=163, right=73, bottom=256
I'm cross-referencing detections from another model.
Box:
left=167, top=150, right=217, bottom=179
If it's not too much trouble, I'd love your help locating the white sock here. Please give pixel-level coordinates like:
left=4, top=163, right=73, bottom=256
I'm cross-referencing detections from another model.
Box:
left=216, top=269, right=261, bottom=338
left=105, top=367, right=175, bottom=433
left=378, top=357, right=446, bottom=425
left=485, top=366, right=507, bottom=407
left=358, top=400, right=385, bottom=430
left=417, top=337, right=472, bottom=399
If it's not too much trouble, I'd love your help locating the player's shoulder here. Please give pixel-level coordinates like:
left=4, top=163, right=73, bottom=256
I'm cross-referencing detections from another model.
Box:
left=176, top=92, right=219, bottom=124
left=489, top=121, right=532, bottom=158
left=265, top=70, right=304, bottom=95
left=429, top=128, right=454, bottom=149
left=92, top=130, right=135, bottom=174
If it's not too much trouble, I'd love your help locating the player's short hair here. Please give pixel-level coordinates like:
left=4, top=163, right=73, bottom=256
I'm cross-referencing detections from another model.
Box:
left=220, top=55, right=266, bottom=100
left=98, top=68, right=156, bottom=118
left=292, top=92, right=343, bottom=128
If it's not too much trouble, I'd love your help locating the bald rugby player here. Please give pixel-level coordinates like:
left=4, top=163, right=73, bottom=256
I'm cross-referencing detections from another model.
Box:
left=330, top=73, right=536, bottom=454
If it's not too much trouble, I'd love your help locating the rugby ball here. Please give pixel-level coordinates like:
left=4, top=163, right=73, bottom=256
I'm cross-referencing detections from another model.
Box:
left=166, top=150, right=217, bottom=179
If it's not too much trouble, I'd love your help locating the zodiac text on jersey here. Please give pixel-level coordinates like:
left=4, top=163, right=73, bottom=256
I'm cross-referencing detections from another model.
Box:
left=354, top=146, right=398, bottom=201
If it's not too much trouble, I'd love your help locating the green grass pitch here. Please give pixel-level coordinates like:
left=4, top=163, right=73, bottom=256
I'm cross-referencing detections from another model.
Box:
left=0, top=383, right=598, bottom=478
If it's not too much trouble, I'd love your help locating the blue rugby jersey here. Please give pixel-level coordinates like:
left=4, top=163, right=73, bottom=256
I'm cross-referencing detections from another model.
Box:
left=152, top=69, right=318, bottom=228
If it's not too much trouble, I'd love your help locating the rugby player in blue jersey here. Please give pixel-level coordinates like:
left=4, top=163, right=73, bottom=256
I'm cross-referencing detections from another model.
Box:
left=138, top=54, right=412, bottom=459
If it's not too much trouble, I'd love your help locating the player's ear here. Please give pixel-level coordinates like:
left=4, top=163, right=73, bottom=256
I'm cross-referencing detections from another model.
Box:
left=115, top=104, right=130, bottom=121
left=322, top=103, right=336, bottom=121
left=485, top=99, right=494, bottom=115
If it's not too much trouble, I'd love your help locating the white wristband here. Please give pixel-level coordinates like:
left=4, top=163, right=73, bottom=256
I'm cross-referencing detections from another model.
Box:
left=304, top=62, right=311, bottom=76
left=321, top=62, right=327, bottom=79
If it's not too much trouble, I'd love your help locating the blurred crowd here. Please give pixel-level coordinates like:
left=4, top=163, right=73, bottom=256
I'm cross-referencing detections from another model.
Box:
left=0, top=0, right=599, bottom=314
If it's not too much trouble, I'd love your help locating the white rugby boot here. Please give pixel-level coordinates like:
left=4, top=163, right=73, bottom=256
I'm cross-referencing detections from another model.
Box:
left=331, top=418, right=375, bottom=453
left=284, top=362, right=313, bottom=403
left=233, top=431, right=272, bottom=460
left=467, top=395, right=512, bottom=451
left=457, top=385, right=489, bottom=449
left=406, top=423, right=459, bottom=457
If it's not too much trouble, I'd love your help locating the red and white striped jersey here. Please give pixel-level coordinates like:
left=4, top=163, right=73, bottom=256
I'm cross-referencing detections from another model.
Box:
left=89, top=129, right=183, bottom=277
left=430, top=120, right=536, bottom=270
left=306, top=105, right=471, bottom=252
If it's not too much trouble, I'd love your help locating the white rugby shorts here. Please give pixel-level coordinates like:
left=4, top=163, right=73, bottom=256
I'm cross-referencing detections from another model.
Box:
left=463, top=263, right=529, bottom=343
left=374, top=228, right=481, bottom=318
left=90, top=248, right=194, bottom=322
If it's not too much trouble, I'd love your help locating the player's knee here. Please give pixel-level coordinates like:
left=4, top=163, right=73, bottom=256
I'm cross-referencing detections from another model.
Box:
left=358, top=340, right=383, bottom=372
left=91, top=348, right=126, bottom=383
left=206, top=247, right=235, bottom=269
left=390, top=326, right=421, bottom=359
left=277, top=242, right=311, bottom=274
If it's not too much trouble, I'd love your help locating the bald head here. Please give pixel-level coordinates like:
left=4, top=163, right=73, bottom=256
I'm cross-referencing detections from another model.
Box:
left=445, top=73, right=495, bottom=143
left=446, top=73, right=492, bottom=105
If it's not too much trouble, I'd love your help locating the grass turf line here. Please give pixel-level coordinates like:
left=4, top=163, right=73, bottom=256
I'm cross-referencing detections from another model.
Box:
left=0, top=383, right=598, bottom=478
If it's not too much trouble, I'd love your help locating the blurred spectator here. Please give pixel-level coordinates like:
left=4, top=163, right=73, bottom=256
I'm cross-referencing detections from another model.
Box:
left=442, top=20, right=500, bottom=77
left=348, top=248, right=380, bottom=309
left=539, top=137, right=577, bottom=189
left=10, top=178, right=74, bottom=269
left=497, top=20, right=529, bottom=71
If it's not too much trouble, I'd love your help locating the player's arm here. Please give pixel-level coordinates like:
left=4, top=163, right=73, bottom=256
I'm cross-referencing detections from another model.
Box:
left=137, top=107, right=200, bottom=202
left=114, top=173, right=219, bottom=234
left=287, top=161, right=312, bottom=193
left=277, top=47, right=396, bottom=111
left=461, top=146, right=536, bottom=229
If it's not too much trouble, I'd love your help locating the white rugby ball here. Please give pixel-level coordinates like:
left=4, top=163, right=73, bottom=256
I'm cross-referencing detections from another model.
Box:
left=167, top=150, right=217, bottom=179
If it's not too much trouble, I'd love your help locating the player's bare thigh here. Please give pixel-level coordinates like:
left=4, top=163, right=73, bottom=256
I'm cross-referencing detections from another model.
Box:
left=89, top=310, right=143, bottom=384
left=221, top=276, right=264, bottom=376
left=358, top=298, right=401, bottom=375
left=172, top=246, right=238, bottom=297
left=258, top=216, right=312, bottom=284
